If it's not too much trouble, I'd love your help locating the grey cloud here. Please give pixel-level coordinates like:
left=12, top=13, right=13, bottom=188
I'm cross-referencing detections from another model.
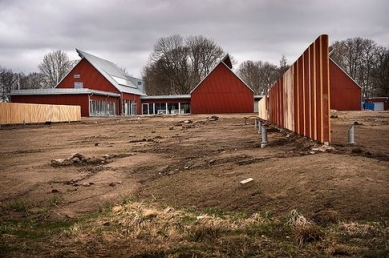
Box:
left=1, top=0, right=388, bottom=77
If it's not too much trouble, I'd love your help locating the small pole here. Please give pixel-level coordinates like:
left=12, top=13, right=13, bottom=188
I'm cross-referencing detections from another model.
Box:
left=254, top=118, right=258, bottom=128
left=258, top=120, right=262, bottom=134
left=348, top=123, right=356, bottom=145
left=261, top=126, right=268, bottom=148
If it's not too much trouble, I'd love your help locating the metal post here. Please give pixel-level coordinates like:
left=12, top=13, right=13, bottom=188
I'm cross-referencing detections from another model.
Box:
left=261, top=126, right=268, bottom=148
left=254, top=118, right=258, bottom=128
left=348, top=124, right=356, bottom=145
left=258, top=120, right=262, bottom=134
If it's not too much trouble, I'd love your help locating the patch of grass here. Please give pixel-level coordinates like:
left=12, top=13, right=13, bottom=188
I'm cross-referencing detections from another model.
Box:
left=47, top=196, right=64, bottom=207
left=191, top=224, right=221, bottom=242
left=1, top=201, right=389, bottom=257
left=202, top=207, right=226, bottom=218
left=363, top=248, right=389, bottom=258
left=10, top=199, right=29, bottom=213
left=181, top=214, right=197, bottom=223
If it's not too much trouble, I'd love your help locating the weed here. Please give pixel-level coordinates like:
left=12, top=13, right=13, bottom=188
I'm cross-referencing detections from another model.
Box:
left=48, top=196, right=64, bottom=207
left=10, top=199, right=29, bottom=213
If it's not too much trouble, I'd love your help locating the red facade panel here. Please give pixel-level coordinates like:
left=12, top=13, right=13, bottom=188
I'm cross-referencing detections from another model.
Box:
left=364, top=97, right=389, bottom=110
left=191, top=63, right=254, bottom=114
left=11, top=95, right=89, bottom=117
left=329, top=60, right=362, bottom=111
left=58, top=59, right=119, bottom=93
left=122, top=93, right=141, bottom=115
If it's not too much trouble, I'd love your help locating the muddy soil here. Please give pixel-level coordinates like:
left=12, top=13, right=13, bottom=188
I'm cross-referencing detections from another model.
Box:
left=0, top=111, right=388, bottom=222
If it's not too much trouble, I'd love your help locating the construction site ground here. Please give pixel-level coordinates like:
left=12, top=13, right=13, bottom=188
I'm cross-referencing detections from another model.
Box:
left=0, top=110, right=388, bottom=256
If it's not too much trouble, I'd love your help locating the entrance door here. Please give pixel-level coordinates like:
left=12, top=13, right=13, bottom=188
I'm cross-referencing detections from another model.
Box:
left=131, top=103, right=137, bottom=115
left=142, top=103, right=149, bottom=115
left=374, top=102, right=384, bottom=111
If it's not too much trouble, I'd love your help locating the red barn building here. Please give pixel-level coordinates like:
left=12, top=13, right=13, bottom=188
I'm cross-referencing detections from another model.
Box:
left=10, top=49, right=146, bottom=117
left=190, top=55, right=254, bottom=114
left=329, top=59, right=362, bottom=111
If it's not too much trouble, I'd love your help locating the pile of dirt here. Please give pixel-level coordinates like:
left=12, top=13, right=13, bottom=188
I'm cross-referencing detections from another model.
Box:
left=50, top=153, right=133, bottom=166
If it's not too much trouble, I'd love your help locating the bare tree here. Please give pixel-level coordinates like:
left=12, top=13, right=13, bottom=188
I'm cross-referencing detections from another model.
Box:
left=0, top=66, right=17, bottom=101
left=143, top=35, right=226, bottom=95
left=237, top=60, right=279, bottom=95
left=330, top=37, right=381, bottom=98
left=278, top=54, right=290, bottom=76
left=38, top=50, right=74, bottom=88
left=371, top=47, right=389, bottom=97
left=186, top=35, right=224, bottom=83
left=18, top=72, right=45, bottom=89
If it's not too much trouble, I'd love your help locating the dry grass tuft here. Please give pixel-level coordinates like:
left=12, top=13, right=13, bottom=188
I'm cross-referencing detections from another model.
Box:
left=338, top=221, right=382, bottom=238
left=287, top=209, right=323, bottom=247
left=312, top=209, right=340, bottom=226
left=326, top=244, right=358, bottom=256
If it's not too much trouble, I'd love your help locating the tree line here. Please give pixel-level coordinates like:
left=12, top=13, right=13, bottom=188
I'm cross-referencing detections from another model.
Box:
left=330, top=37, right=389, bottom=98
left=0, top=50, right=75, bottom=101
left=1, top=36, right=388, bottom=102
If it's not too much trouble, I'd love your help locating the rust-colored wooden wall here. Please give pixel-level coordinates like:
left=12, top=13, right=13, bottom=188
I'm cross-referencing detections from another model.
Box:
left=329, top=60, right=362, bottom=111
left=268, top=35, right=331, bottom=143
left=11, top=94, right=90, bottom=117
left=58, top=58, right=119, bottom=93
left=191, top=62, right=254, bottom=114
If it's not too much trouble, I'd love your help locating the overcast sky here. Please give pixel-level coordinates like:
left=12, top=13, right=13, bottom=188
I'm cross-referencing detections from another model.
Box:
left=1, top=0, right=388, bottom=78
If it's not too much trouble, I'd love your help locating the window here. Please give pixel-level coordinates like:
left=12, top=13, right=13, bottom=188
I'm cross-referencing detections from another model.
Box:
left=90, top=100, right=116, bottom=116
left=74, top=74, right=80, bottom=79
left=74, top=82, right=83, bottom=89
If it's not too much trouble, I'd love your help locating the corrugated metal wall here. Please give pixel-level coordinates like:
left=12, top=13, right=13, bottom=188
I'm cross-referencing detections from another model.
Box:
left=0, top=102, right=81, bottom=124
left=330, top=60, right=362, bottom=111
left=267, top=35, right=331, bottom=143
left=11, top=94, right=90, bottom=117
left=191, top=63, right=254, bottom=114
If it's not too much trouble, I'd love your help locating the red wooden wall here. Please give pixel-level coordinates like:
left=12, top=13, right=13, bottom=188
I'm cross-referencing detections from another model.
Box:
left=191, top=63, right=254, bottom=114
left=122, top=93, right=142, bottom=115
left=10, top=95, right=89, bottom=117
left=58, top=59, right=119, bottom=93
left=268, top=35, right=331, bottom=143
left=329, top=60, right=362, bottom=111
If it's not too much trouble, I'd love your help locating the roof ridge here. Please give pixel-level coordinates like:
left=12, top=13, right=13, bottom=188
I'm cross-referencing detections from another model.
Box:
left=75, top=49, right=145, bottom=95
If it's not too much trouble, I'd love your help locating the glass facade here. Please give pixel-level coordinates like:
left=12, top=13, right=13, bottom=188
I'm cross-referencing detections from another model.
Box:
left=90, top=100, right=116, bottom=116
left=141, top=102, right=191, bottom=115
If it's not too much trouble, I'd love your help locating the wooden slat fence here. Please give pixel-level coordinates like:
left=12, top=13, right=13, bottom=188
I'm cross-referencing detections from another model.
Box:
left=0, top=103, right=81, bottom=124
left=258, top=35, right=331, bottom=143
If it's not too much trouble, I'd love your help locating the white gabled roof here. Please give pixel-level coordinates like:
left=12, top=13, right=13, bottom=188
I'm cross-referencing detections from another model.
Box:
left=75, top=49, right=146, bottom=96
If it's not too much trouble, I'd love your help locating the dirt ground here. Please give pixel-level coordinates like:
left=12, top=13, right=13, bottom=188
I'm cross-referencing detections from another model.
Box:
left=0, top=111, right=389, bottom=223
